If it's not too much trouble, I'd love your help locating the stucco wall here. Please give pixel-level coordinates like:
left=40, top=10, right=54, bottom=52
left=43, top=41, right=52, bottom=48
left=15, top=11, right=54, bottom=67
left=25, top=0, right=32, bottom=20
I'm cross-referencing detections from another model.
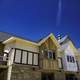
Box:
left=15, top=40, right=39, bottom=53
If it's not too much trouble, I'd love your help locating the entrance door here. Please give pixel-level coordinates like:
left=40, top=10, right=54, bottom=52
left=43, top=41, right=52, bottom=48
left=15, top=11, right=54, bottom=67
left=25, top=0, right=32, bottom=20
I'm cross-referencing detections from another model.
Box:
left=66, top=74, right=77, bottom=80
left=42, top=73, right=54, bottom=80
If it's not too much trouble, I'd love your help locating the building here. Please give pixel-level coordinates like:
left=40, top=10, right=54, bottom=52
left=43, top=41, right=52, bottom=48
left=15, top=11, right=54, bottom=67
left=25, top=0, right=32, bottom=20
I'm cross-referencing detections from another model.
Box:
left=0, top=32, right=80, bottom=80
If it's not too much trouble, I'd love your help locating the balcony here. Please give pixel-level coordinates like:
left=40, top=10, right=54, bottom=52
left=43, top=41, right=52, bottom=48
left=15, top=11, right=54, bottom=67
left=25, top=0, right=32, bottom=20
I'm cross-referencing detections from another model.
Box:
left=0, top=53, right=8, bottom=68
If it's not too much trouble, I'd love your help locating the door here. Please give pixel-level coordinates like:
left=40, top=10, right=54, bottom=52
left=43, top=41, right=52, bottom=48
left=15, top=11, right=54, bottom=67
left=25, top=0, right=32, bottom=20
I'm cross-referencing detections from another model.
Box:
left=42, top=73, right=54, bottom=80
left=66, top=74, right=77, bottom=80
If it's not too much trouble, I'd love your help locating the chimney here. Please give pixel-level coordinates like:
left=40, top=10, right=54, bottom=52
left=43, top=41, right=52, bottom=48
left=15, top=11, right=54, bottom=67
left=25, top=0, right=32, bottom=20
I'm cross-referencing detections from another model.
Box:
left=58, top=34, right=62, bottom=41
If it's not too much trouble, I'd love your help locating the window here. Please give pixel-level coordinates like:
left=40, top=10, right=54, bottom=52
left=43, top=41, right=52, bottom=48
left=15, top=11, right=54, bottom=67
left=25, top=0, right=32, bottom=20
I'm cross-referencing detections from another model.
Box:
left=70, top=56, right=72, bottom=62
left=67, top=56, right=75, bottom=63
left=58, top=58, right=63, bottom=69
left=33, top=54, right=38, bottom=65
left=67, top=56, right=69, bottom=62
left=28, top=52, right=32, bottom=64
left=44, top=50, right=56, bottom=59
left=14, top=48, right=39, bottom=66
left=14, top=50, right=21, bottom=63
left=48, top=51, right=53, bottom=59
left=72, top=57, right=75, bottom=63
left=22, top=51, right=27, bottom=64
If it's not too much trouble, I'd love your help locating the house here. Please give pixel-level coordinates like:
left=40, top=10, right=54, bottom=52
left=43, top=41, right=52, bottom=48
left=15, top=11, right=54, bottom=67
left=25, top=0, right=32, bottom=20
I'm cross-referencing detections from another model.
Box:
left=0, top=32, right=80, bottom=80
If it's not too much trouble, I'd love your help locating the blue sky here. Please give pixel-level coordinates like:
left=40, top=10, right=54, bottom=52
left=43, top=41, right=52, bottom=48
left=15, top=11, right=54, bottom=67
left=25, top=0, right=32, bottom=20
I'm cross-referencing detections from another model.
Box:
left=0, top=0, right=80, bottom=48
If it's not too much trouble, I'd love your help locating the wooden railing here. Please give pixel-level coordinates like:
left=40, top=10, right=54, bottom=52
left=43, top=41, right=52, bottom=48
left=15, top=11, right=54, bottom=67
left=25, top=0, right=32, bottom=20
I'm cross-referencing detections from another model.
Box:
left=42, top=59, right=58, bottom=70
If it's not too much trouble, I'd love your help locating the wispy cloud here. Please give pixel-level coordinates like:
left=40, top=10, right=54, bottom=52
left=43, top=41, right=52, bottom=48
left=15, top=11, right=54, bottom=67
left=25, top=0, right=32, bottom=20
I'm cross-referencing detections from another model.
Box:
left=56, top=0, right=62, bottom=27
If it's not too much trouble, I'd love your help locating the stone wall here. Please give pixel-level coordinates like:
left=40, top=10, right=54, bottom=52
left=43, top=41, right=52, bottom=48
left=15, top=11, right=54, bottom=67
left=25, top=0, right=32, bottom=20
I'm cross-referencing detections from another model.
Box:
left=11, top=64, right=41, bottom=80
left=54, top=71, right=65, bottom=80
left=0, top=69, right=7, bottom=80
left=10, top=64, right=80, bottom=80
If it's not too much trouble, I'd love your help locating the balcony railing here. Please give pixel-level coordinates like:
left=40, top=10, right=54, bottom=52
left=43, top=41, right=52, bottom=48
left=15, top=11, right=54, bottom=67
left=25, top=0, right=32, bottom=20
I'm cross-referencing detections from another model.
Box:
left=42, top=59, right=58, bottom=70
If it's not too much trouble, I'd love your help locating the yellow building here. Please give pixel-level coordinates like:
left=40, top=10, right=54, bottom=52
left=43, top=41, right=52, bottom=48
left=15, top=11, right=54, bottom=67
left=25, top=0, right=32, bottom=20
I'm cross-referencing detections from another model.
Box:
left=0, top=32, right=80, bottom=80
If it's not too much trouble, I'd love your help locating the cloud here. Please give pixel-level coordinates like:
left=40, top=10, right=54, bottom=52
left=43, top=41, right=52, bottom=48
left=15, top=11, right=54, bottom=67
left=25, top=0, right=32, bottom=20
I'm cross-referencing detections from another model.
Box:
left=56, top=0, right=62, bottom=27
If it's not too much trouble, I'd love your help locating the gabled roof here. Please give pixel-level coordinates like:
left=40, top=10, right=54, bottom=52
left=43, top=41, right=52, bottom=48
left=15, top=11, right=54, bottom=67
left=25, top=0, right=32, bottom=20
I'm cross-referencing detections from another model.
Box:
left=2, top=32, right=60, bottom=47
left=38, top=33, right=53, bottom=44
left=3, top=36, right=39, bottom=46
left=58, top=35, right=77, bottom=49
left=58, top=35, right=75, bottom=46
left=38, top=33, right=60, bottom=47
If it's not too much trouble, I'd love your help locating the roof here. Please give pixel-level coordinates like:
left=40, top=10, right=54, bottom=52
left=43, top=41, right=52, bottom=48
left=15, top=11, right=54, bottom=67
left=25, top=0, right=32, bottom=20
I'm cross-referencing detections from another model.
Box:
left=58, top=42, right=69, bottom=51
left=58, top=35, right=68, bottom=43
left=0, top=32, right=12, bottom=42
left=1, top=32, right=59, bottom=47
left=58, top=35, right=72, bottom=46
left=0, top=32, right=37, bottom=43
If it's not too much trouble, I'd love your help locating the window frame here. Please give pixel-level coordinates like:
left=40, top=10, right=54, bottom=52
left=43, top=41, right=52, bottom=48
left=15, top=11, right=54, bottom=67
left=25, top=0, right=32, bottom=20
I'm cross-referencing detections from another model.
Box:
left=48, top=50, right=53, bottom=59
left=67, top=55, right=75, bottom=63
left=44, top=50, right=56, bottom=59
left=14, top=49, right=22, bottom=63
left=14, top=48, right=39, bottom=66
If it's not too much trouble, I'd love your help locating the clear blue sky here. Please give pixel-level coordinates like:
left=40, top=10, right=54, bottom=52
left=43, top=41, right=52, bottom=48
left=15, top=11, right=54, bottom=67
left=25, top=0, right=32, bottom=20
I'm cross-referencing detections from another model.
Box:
left=0, top=0, right=80, bottom=48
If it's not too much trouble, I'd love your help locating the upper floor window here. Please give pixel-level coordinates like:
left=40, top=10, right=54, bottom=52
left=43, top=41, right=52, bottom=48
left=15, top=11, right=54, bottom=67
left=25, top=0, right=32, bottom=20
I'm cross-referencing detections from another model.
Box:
left=14, top=49, right=21, bottom=63
left=48, top=51, right=53, bottom=59
left=72, top=57, right=75, bottom=63
left=67, top=56, right=75, bottom=63
left=44, top=50, right=56, bottom=59
left=14, top=48, right=39, bottom=66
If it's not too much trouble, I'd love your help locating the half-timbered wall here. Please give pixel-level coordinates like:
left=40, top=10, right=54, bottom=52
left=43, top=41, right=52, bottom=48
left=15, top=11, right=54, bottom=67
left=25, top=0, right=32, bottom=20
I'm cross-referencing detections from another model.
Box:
left=39, top=37, right=58, bottom=70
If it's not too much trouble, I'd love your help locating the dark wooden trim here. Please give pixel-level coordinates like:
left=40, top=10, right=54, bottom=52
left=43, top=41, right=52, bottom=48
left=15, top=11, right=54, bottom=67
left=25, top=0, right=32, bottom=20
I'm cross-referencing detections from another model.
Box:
left=20, top=50, right=23, bottom=64
left=32, top=53, right=34, bottom=66
left=14, top=62, right=39, bottom=66
left=76, top=61, right=79, bottom=71
left=14, top=48, right=16, bottom=62
left=38, top=53, right=39, bottom=66
left=27, top=51, right=28, bottom=64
